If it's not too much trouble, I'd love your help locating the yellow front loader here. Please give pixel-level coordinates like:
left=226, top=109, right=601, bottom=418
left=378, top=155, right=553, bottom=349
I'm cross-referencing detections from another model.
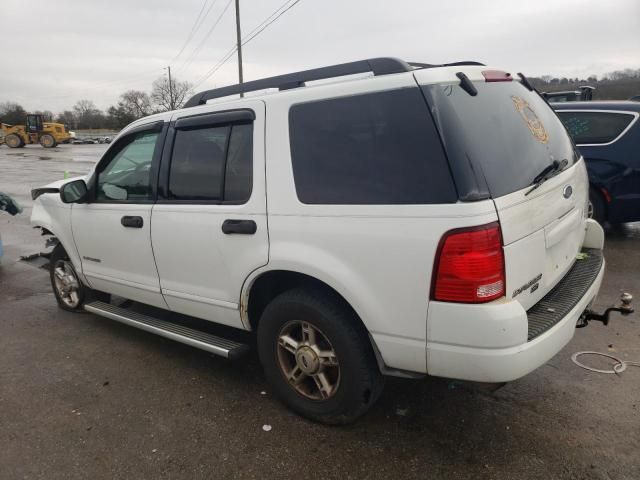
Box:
left=0, top=114, right=72, bottom=148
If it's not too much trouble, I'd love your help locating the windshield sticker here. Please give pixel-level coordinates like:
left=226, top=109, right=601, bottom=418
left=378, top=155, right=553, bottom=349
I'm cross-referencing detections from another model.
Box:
left=511, top=96, right=549, bottom=144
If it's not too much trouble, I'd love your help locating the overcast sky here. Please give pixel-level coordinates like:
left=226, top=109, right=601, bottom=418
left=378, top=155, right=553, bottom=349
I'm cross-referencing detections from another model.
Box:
left=2, top=0, right=639, bottom=113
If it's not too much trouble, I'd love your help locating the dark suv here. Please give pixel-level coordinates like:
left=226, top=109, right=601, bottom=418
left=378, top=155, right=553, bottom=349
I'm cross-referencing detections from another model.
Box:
left=553, top=101, right=640, bottom=224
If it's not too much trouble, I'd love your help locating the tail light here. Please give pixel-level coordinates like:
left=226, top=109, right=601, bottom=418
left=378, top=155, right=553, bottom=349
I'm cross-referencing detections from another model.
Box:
left=432, top=222, right=505, bottom=303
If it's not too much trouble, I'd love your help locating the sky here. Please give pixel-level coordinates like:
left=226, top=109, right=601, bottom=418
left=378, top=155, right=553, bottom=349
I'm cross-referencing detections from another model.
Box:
left=1, top=0, right=639, bottom=113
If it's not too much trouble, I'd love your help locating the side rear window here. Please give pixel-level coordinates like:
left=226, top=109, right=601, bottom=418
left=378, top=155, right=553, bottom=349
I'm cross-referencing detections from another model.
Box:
left=168, top=122, right=253, bottom=202
left=288, top=88, right=457, bottom=204
left=556, top=111, right=636, bottom=144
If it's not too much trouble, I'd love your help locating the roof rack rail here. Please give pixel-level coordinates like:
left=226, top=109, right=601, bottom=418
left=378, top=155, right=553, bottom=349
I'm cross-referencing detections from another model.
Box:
left=408, top=61, right=486, bottom=68
left=184, top=57, right=412, bottom=107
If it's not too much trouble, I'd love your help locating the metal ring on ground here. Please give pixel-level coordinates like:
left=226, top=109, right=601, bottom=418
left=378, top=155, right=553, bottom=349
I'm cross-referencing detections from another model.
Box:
left=571, top=351, right=626, bottom=374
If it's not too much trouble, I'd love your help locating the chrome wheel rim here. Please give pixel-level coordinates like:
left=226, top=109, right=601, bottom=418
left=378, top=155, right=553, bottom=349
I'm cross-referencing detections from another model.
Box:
left=276, top=321, right=340, bottom=400
left=53, top=260, right=81, bottom=308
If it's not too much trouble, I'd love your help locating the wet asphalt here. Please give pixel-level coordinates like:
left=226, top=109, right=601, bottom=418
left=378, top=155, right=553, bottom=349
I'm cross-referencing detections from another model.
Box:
left=0, top=145, right=638, bottom=480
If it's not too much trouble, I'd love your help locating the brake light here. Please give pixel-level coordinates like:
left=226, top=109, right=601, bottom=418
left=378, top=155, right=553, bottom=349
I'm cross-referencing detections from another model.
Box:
left=482, top=70, right=513, bottom=82
left=432, top=222, right=505, bottom=303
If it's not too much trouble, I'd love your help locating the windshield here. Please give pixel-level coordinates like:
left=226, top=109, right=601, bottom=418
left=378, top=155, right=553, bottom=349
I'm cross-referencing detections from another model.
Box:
left=422, top=81, right=578, bottom=198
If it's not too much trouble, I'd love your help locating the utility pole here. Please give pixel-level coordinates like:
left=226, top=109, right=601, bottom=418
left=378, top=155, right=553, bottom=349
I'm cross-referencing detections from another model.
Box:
left=234, top=0, right=244, bottom=97
left=167, top=65, right=174, bottom=110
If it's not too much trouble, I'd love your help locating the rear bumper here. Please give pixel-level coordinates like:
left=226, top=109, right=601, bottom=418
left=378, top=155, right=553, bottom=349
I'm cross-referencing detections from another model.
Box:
left=426, top=252, right=605, bottom=383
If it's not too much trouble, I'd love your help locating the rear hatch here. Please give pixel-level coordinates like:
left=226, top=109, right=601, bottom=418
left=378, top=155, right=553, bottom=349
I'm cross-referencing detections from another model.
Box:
left=420, top=72, right=589, bottom=310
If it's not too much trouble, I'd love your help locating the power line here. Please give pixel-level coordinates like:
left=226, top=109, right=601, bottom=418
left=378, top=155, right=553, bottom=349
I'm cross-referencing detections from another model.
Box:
left=179, top=0, right=234, bottom=73
left=170, top=0, right=215, bottom=63
left=243, top=0, right=304, bottom=46
left=193, top=0, right=305, bottom=88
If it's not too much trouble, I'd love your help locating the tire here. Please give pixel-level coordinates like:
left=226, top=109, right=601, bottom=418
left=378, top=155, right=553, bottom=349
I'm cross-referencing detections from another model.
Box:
left=49, top=244, right=110, bottom=311
left=5, top=133, right=23, bottom=148
left=257, top=288, right=384, bottom=424
left=588, top=188, right=606, bottom=225
left=39, top=134, right=57, bottom=148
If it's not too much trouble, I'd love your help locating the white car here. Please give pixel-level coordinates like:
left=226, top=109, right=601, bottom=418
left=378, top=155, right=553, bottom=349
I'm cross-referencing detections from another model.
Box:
left=31, top=58, right=606, bottom=424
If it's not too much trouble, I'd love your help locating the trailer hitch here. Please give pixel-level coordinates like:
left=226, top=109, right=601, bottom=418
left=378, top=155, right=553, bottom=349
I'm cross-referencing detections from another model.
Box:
left=577, top=293, right=634, bottom=328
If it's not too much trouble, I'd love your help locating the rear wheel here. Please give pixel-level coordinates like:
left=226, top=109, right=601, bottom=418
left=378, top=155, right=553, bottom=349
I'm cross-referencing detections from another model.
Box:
left=39, top=134, right=57, bottom=148
left=588, top=188, right=606, bottom=225
left=257, top=288, right=384, bottom=424
left=5, top=134, right=23, bottom=148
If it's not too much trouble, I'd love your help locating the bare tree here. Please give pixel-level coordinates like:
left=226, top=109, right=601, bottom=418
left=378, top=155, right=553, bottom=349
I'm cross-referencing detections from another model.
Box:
left=120, top=90, right=152, bottom=117
left=55, top=110, right=77, bottom=129
left=151, top=76, right=193, bottom=112
left=0, top=102, right=27, bottom=124
left=72, top=100, right=104, bottom=129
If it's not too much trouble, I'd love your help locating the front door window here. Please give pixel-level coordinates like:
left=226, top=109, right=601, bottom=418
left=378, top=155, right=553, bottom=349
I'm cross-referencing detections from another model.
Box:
left=96, top=131, right=159, bottom=202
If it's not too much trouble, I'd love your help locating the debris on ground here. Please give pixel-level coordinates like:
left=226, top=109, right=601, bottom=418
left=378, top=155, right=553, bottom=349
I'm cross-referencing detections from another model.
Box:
left=262, top=424, right=272, bottom=432
left=0, top=192, right=22, bottom=216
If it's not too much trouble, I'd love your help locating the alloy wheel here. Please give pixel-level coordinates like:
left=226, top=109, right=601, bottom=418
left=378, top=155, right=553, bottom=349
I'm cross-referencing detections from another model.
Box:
left=52, top=260, right=81, bottom=309
left=276, top=320, right=340, bottom=400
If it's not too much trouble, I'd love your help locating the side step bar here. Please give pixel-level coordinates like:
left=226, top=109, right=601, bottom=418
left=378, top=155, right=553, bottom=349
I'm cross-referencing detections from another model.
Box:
left=84, top=301, right=249, bottom=360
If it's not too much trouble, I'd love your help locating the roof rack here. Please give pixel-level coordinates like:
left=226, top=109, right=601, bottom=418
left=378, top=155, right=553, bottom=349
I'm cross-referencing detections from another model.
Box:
left=408, top=61, right=485, bottom=68
left=184, top=57, right=411, bottom=107
left=183, top=57, right=485, bottom=108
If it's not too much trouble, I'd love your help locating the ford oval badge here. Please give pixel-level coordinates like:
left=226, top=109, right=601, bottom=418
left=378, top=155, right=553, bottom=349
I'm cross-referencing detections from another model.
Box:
left=563, top=185, right=573, bottom=199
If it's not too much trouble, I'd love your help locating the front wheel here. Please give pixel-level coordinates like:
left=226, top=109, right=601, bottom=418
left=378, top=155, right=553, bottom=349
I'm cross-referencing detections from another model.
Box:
left=39, top=134, right=57, bottom=148
left=50, top=244, right=86, bottom=311
left=257, top=289, right=384, bottom=424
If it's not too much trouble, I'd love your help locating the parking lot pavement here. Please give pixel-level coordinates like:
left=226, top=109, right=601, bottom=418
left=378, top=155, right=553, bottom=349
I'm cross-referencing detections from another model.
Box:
left=1, top=145, right=639, bottom=480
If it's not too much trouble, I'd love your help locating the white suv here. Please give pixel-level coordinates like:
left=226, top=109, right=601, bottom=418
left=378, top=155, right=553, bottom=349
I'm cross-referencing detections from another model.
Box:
left=31, top=58, right=606, bottom=424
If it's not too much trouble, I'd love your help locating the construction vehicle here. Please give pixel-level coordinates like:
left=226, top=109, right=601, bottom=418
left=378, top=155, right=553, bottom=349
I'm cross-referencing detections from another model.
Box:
left=0, top=114, right=72, bottom=148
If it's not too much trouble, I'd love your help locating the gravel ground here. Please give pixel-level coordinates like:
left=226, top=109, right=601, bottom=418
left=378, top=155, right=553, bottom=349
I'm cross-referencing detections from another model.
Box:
left=1, top=145, right=638, bottom=479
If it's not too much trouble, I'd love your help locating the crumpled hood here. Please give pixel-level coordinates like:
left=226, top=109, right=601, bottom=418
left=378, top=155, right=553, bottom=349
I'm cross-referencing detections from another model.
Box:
left=31, top=175, right=90, bottom=201
left=40, top=175, right=89, bottom=190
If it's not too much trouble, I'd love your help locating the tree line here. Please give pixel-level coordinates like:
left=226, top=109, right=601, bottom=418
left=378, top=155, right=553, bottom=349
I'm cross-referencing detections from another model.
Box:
left=528, top=68, right=640, bottom=100
left=0, top=75, right=193, bottom=130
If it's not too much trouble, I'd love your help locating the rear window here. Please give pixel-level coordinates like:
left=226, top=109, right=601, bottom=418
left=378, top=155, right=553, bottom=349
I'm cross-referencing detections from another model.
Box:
left=288, top=88, right=457, bottom=204
left=422, top=81, right=578, bottom=198
left=556, top=111, right=635, bottom=144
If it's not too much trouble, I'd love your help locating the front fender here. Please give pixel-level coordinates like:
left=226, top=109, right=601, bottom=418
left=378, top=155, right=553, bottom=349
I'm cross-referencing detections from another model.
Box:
left=31, top=197, right=87, bottom=284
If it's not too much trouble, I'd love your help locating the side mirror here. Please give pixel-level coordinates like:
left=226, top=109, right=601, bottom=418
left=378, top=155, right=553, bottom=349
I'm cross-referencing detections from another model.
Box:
left=60, top=179, right=88, bottom=204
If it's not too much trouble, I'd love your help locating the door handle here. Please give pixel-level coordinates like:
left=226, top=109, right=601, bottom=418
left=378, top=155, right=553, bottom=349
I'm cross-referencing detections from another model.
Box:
left=222, top=219, right=257, bottom=235
left=121, top=216, right=144, bottom=228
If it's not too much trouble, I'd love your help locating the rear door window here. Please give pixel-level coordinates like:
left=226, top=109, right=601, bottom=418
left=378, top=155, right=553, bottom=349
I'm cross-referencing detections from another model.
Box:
left=288, top=88, right=457, bottom=204
left=168, top=122, right=253, bottom=202
left=556, top=111, right=636, bottom=144
left=422, top=81, right=578, bottom=198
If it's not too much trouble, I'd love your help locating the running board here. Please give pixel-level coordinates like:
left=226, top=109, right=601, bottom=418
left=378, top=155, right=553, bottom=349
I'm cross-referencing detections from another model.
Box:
left=84, top=301, right=249, bottom=360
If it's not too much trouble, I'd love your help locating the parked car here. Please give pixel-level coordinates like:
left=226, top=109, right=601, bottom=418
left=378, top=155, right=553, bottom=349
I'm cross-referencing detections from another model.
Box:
left=543, top=85, right=595, bottom=102
left=30, top=58, right=606, bottom=424
left=553, top=101, right=640, bottom=224
left=629, top=95, right=640, bottom=102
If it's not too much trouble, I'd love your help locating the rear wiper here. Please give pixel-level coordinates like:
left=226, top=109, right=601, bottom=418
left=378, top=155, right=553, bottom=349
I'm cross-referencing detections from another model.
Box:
left=525, top=158, right=568, bottom=196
